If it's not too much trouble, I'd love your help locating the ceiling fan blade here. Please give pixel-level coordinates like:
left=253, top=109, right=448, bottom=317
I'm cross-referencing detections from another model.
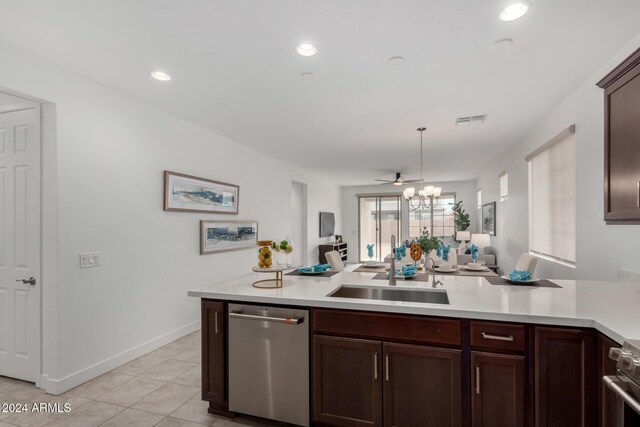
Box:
left=374, top=179, right=394, bottom=183
left=402, top=179, right=422, bottom=184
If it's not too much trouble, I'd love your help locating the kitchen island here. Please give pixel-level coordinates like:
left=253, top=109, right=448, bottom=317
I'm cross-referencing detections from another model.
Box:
left=188, top=271, right=640, bottom=427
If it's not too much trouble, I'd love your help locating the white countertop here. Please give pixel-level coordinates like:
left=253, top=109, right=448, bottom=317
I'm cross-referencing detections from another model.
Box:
left=188, top=271, right=640, bottom=344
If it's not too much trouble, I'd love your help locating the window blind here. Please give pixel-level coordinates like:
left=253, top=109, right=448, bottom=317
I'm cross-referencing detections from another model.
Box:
left=528, top=128, right=576, bottom=264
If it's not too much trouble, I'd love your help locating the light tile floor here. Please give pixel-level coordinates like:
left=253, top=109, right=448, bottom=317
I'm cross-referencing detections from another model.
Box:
left=0, top=330, right=288, bottom=427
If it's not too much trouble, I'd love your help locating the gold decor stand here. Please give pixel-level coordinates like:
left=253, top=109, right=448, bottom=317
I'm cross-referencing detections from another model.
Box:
left=251, top=266, right=285, bottom=289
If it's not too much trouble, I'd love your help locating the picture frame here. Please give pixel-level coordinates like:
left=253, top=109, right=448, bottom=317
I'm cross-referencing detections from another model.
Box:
left=200, top=220, right=258, bottom=254
left=482, top=202, right=496, bottom=236
left=335, top=235, right=343, bottom=243
left=164, top=170, right=239, bottom=214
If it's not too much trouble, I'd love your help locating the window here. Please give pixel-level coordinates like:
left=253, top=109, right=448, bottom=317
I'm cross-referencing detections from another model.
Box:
left=500, top=172, right=509, bottom=201
left=477, top=189, right=482, bottom=209
left=408, top=193, right=456, bottom=238
left=358, top=195, right=402, bottom=261
left=527, top=127, right=576, bottom=265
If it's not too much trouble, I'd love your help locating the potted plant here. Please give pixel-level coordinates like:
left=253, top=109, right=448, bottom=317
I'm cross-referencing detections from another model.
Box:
left=452, top=201, right=470, bottom=232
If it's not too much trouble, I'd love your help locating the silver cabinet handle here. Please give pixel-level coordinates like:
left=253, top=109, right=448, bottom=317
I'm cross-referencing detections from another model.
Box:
left=214, top=312, right=220, bottom=334
left=637, top=181, right=640, bottom=208
left=385, top=354, right=390, bottom=382
left=604, top=376, right=640, bottom=415
left=16, top=277, right=36, bottom=286
left=374, top=352, right=378, bottom=380
left=475, top=366, right=481, bottom=395
left=228, top=311, right=304, bottom=325
left=481, top=332, right=514, bottom=342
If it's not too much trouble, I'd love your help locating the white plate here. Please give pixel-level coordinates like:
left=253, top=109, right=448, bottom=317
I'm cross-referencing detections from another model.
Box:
left=461, top=266, right=488, bottom=271
left=501, top=275, right=539, bottom=284
left=434, top=267, right=457, bottom=273
left=363, top=261, right=385, bottom=268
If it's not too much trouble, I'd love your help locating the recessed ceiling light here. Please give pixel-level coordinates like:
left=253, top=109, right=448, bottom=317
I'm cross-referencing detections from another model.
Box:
left=499, top=2, right=531, bottom=22
left=296, top=43, right=317, bottom=57
left=149, top=71, right=172, bottom=81
left=388, top=56, right=405, bottom=66
left=300, top=72, right=316, bottom=80
left=491, top=38, right=514, bottom=50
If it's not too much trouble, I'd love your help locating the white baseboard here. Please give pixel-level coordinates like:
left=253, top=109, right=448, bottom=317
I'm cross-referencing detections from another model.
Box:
left=40, top=320, right=200, bottom=395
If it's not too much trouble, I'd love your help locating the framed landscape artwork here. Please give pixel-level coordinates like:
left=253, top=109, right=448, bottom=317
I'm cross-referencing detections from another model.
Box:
left=200, top=220, right=258, bottom=254
left=164, top=170, right=239, bottom=214
left=482, top=202, right=496, bottom=236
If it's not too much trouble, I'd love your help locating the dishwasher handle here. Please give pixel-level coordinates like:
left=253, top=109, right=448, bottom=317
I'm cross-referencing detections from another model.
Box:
left=229, top=311, right=304, bottom=325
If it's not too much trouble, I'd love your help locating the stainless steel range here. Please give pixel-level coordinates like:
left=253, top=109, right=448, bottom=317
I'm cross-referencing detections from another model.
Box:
left=606, top=340, right=640, bottom=426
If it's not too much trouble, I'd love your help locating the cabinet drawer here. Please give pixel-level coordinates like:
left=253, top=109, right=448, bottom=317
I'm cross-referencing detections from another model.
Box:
left=313, top=308, right=461, bottom=346
left=470, top=321, right=525, bottom=352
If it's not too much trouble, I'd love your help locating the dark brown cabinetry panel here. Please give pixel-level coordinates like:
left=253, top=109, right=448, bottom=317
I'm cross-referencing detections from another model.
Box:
left=470, top=320, right=526, bottom=353
left=471, top=351, right=525, bottom=427
left=383, top=342, right=462, bottom=427
left=313, top=335, right=382, bottom=427
left=598, top=334, right=620, bottom=427
left=534, top=327, right=596, bottom=427
left=597, top=47, right=640, bottom=223
left=313, top=308, right=462, bottom=346
left=201, top=299, right=233, bottom=416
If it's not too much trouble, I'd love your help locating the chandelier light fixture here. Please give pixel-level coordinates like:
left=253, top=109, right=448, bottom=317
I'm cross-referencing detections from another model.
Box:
left=403, top=127, right=442, bottom=210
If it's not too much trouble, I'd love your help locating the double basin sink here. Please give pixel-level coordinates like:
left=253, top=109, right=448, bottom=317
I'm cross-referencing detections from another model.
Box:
left=328, top=285, right=449, bottom=305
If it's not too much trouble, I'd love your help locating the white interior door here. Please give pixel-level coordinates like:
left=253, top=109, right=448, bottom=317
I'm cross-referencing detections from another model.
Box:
left=0, top=107, right=41, bottom=383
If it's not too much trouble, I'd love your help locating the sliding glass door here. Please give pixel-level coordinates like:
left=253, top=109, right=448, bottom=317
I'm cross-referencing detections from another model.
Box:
left=358, top=195, right=402, bottom=261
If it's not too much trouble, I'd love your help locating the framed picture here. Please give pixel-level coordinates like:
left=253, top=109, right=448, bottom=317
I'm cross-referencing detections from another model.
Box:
left=200, top=220, right=258, bottom=254
left=164, top=170, right=239, bottom=214
left=482, top=202, right=496, bottom=236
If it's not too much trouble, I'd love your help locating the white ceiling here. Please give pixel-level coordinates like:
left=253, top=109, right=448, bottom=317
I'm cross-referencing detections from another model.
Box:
left=0, top=0, right=639, bottom=185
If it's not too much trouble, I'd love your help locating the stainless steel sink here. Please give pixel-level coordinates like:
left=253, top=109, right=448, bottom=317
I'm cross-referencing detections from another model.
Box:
left=327, top=285, right=449, bottom=304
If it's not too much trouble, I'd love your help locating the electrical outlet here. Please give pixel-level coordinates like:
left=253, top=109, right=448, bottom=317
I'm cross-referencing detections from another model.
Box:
left=80, top=252, right=101, bottom=268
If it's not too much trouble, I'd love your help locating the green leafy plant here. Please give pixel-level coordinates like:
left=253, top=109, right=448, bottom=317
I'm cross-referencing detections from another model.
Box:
left=415, top=227, right=440, bottom=253
left=452, top=201, right=470, bottom=233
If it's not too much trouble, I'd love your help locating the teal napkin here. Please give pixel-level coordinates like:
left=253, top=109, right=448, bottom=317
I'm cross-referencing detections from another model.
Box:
left=392, top=264, right=417, bottom=277
left=402, top=264, right=417, bottom=276
left=298, top=264, right=331, bottom=273
left=508, top=270, right=532, bottom=281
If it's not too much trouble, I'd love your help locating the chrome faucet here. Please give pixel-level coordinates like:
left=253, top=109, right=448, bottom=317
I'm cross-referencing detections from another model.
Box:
left=389, top=235, right=397, bottom=286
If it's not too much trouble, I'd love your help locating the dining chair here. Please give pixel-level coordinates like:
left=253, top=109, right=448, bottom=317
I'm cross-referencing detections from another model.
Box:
left=515, top=253, right=539, bottom=274
left=325, top=250, right=344, bottom=271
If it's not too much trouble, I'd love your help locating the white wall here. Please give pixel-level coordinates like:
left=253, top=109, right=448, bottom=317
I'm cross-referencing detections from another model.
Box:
left=341, top=180, right=477, bottom=262
left=476, top=31, right=640, bottom=281
left=0, top=40, right=341, bottom=393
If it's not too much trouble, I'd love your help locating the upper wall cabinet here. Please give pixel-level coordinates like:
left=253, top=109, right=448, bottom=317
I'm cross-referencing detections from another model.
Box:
left=597, top=47, right=640, bottom=223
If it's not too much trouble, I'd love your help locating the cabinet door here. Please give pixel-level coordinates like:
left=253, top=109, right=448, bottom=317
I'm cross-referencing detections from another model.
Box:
left=535, top=327, right=596, bottom=427
left=383, top=342, right=462, bottom=427
left=202, top=300, right=226, bottom=404
left=314, top=335, right=382, bottom=427
left=598, top=334, right=619, bottom=427
left=471, top=351, right=525, bottom=427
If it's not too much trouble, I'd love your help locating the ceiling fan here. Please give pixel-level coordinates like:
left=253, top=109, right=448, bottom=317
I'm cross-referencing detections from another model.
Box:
left=374, top=172, right=421, bottom=186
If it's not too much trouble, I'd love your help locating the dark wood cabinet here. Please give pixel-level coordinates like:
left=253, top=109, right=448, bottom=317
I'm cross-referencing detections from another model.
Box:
left=534, top=327, right=596, bottom=427
left=598, top=333, right=620, bottom=427
left=383, top=342, right=462, bottom=427
left=471, top=351, right=525, bottom=427
left=597, top=47, right=640, bottom=223
left=201, top=299, right=233, bottom=416
left=313, top=336, right=463, bottom=427
left=313, top=335, right=382, bottom=427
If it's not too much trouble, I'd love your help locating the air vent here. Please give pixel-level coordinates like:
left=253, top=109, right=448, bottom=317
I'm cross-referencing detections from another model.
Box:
left=455, top=114, right=488, bottom=126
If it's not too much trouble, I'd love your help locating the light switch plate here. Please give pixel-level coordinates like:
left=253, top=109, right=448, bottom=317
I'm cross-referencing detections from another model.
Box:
left=80, top=252, right=101, bottom=268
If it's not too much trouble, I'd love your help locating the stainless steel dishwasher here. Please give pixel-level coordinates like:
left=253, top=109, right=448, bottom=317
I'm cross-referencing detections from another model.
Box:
left=228, top=303, right=309, bottom=426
